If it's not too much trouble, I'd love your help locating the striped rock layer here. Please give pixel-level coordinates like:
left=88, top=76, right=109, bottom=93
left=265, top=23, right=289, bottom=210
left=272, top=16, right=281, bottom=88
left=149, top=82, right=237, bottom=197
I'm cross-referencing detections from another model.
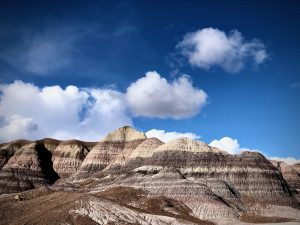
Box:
left=52, top=140, right=95, bottom=178
left=77, top=127, right=147, bottom=177
left=0, top=139, right=30, bottom=170
left=271, top=161, right=300, bottom=191
left=271, top=160, right=300, bottom=200
left=112, top=138, right=298, bottom=207
left=0, top=139, right=96, bottom=194
left=0, top=141, right=59, bottom=194
left=0, top=126, right=299, bottom=220
left=86, top=167, right=245, bottom=220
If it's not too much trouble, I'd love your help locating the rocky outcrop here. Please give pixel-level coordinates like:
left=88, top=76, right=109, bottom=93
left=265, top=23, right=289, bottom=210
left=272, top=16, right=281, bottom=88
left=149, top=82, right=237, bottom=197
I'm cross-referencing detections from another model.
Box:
left=0, top=140, right=30, bottom=170
left=293, top=163, right=300, bottom=173
left=0, top=187, right=214, bottom=225
left=118, top=138, right=297, bottom=207
left=41, top=138, right=61, bottom=153
left=52, top=140, right=96, bottom=178
left=0, top=130, right=298, bottom=207
left=77, top=126, right=146, bottom=177
left=0, top=126, right=299, bottom=224
left=69, top=167, right=241, bottom=220
left=132, top=168, right=243, bottom=219
left=154, top=138, right=224, bottom=154
left=0, top=141, right=59, bottom=194
left=102, top=126, right=146, bottom=142
left=128, top=137, right=164, bottom=159
left=0, top=138, right=96, bottom=193
left=271, top=160, right=300, bottom=195
left=121, top=138, right=225, bottom=172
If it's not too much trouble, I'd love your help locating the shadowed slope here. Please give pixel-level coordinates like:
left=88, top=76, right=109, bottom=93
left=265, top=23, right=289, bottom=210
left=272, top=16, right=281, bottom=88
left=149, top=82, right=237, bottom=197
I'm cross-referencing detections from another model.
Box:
left=0, top=142, right=59, bottom=194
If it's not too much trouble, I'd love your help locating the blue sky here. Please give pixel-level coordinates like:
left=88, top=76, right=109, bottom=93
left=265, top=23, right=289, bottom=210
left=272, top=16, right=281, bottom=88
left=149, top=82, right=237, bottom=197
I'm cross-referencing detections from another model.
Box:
left=0, top=1, right=299, bottom=161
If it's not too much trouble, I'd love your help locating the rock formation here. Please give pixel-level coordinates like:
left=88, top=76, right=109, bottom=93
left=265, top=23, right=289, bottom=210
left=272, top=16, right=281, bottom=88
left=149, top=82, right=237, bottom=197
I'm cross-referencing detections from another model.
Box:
left=0, top=139, right=30, bottom=170
left=0, top=141, right=58, bottom=194
left=272, top=161, right=300, bottom=190
left=128, top=137, right=164, bottom=159
left=51, top=140, right=96, bottom=178
left=101, top=125, right=146, bottom=142
left=271, top=160, right=300, bottom=198
left=293, top=162, right=300, bottom=173
left=0, top=126, right=299, bottom=225
left=0, top=186, right=215, bottom=225
left=90, top=167, right=243, bottom=220
left=41, top=138, right=61, bottom=153
left=0, top=138, right=96, bottom=193
left=118, top=138, right=296, bottom=207
left=77, top=126, right=146, bottom=177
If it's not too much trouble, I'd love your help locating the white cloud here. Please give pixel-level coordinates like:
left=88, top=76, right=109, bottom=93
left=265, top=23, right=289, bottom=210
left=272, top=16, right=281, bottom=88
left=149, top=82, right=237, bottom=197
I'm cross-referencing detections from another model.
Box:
left=210, top=137, right=300, bottom=166
left=209, top=137, right=240, bottom=154
left=126, top=71, right=207, bottom=119
left=0, top=81, right=132, bottom=142
left=0, top=72, right=208, bottom=141
left=269, top=157, right=300, bottom=165
left=177, top=28, right=268, bottom=73
left=0, top=115, right=39, bottom=141
left=209, top=136, right=259, bottom=154
left=146, top=129, right=200, bottom=143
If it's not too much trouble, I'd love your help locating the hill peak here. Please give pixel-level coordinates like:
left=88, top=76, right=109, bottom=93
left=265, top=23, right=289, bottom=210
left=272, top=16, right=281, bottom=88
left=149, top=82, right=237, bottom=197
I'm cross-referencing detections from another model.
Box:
left=102, top=126, right=146, bottom=142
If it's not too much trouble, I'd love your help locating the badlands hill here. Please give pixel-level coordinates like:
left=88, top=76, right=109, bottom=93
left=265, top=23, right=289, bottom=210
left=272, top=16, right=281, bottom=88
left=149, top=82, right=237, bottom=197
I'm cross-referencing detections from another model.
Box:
left=0, top=126, right=299, bottom=225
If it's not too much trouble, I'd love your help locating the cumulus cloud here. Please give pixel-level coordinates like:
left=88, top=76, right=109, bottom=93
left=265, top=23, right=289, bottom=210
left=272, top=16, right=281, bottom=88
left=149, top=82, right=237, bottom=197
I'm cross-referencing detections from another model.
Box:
left=146, top=129, right=200, bottom=143
left=210, top=136, right=300, bottom=166
left=126, top=71, right=207, bottom=119
left=0, top=81, right=132, bottom=142
left=177, top=28, right=268, bottom=73
left=209, top=136, right=259, bottom=154
left=269, top=157, right=300, bottom=165
left=0, top=115, right=39, bottom=141
left=0, top=72, right=207, bottom=141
